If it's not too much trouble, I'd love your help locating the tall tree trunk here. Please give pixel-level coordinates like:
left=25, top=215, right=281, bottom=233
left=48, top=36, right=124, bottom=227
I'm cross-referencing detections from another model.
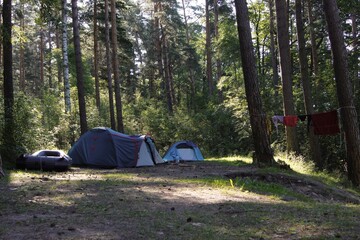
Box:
left=93, top=0, right=100, bottom=110
left=205, top=0, right=213, bottom=96
left=71, top=0, right=88, bottom=135
left=307, top=0, right=319, bottom=106
left=48, top=23, right=53, bottom=89
left=154, top=2, right=163, bottom=91
left=19, top=2, right=25, bottom=92
left=213, top=0, right=222, bottom=102
left=351, top=13, right=359, bottom=102
left=0, top=10, right=2, bottom=67
left=111, top=0, right=124, bottom=133
left=275, top=0, right=299, bottom=154
left=268, top=0, right=279, bottom=100
left=181, top=0, right=195, bottom=106
left=295, top=0, right=322, bottom=168
left=234, top=0, right=274, bottom=166
left=105, top=0, right=116, bottom=130
left=40, top=29, right=44, bottom=91
left=323, top=0, right=360, bottom=186
left=55, top=26, right=62, bottom=88
left=3, top=0, right=15, bottom=161
left=62, top=0, right=71, bottom=113
left=161, top=27, right=173, bottom=113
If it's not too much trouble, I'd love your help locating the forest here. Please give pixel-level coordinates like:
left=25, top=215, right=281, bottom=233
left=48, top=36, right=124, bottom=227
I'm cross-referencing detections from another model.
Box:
left=1, top=0, right=360, bottom=185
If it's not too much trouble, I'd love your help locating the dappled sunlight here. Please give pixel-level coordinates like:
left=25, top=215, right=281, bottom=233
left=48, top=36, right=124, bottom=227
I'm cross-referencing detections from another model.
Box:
left=138, top=184, right=276, bottom=205
left=2, top=161, right=360, bottom=239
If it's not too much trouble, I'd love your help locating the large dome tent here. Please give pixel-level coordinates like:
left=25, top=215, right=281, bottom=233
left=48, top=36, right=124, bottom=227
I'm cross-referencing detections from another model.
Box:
left=68, top=127, right=164, bottom=168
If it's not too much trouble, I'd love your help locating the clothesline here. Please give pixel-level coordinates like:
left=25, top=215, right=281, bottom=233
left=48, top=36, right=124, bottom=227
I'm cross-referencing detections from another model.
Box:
left=271, top=110, right=340, bottom=136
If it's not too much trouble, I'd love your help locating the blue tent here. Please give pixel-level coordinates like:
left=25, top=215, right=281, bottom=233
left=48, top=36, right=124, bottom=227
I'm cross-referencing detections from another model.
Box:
left=68, top=127, right=164, bottom=168
left=163, top=141, right=204, bottom=162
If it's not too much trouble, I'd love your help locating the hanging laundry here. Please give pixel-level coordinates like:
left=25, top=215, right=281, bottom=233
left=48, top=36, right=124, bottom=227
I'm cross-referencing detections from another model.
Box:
left=272, top=115, right=284, bottom=132
left=298, top=114, right=312, bottom=132
left=311, top=110, right=340, bottom=135
left=283, top=115, right=298, bottom=127
left=298, top=115, right=307, bottom=122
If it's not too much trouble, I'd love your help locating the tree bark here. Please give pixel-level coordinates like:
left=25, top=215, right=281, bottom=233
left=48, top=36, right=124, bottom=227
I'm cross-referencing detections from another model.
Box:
left=162, top=27, right=174, bottom=113
left=234, top=0, right=275, bottom=166
left=19, top=2, right=25, bottom=92
left=181, top=0, right=196, bottom=106
left=213, top=0, right=222, bottom=102
left=62, top=0, right=71, bottom=113
left=351, top=13, right=359, bottom=100
left=55, top=25, right=62, bottom=88
left=295, top=0, right=322, bottom=168
left=3, top=0, right=15, bottom=161
left=307, top=0, right=320, bottom=106
left=205, top=0, right=213, bottom=96
left=40, top=29, right=44, bottom=91
left=104, top=0, right=116, bottom=130
left=268, top=0, right=279, bottom=98
left=93, top=0, right=100, bottom=110
left=71, top=0, right=88, bottom=135
left=275, top=0, right=299, bottom=154
left=48, top=23, right=53, bottom=89
left=111, top=0, right=124, bottom=133
left=323, top=0, right=360, bottom=186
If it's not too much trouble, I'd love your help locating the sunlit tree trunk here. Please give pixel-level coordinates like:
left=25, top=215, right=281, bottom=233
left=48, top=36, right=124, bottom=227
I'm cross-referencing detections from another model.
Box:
left=62, top=0, right=71, bottom=113
left=234, top=0, right=274, bottom=166
left=275, top=0, right=299, bottom=154
left=111, top=0, right=124, bottom=133
left=104, top=0, right=115, bottom=129
left=93, top=0, right=100, bottom=110
left=295, top=0, right=322, bottom=168
left=323, top=0, right=360, bottom=186
left=71, top=0, right=88, bottom=135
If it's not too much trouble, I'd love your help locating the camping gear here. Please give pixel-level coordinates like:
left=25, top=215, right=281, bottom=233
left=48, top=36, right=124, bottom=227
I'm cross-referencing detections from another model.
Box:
left=16, top=150, right=72, bottom=171
left=68, top=127, right=164, bottom=168
left=163, top=140, right=204, bottom=162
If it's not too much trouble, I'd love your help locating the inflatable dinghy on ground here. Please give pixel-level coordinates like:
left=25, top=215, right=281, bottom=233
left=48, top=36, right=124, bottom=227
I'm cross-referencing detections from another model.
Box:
left=16, top=150, right=72, bottom=171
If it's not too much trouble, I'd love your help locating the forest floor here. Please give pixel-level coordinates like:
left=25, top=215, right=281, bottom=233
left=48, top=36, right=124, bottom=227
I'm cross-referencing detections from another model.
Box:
left=1, top=159, right=360, bottom=239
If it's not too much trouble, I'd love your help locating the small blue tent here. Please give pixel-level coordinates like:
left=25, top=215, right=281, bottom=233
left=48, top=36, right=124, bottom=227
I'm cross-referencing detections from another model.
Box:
left=68, top=127, right=164, bottom=168
left=163, top=141, right=204, bottom=162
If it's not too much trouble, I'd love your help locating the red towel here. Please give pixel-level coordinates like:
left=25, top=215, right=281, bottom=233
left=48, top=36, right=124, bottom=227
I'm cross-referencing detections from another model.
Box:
left=312, top=110, right=340, bottom=135
left=283, top=115, right=298, bottom=127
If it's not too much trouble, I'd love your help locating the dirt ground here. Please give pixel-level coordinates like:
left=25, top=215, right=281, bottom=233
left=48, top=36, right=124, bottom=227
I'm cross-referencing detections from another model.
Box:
left=1, top=161, right=360, bottom=239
